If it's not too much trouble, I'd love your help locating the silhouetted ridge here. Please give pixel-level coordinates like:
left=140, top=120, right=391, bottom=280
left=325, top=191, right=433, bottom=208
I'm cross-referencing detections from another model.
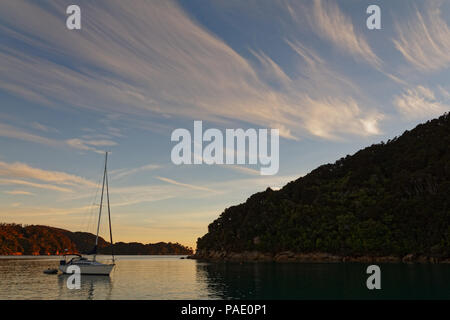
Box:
left=0, top=223, right=193, bottom=255
left=196, top=113, right=450, bottom=260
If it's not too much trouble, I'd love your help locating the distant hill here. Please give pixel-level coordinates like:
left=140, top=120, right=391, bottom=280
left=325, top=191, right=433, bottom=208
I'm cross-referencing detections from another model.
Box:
left=0, top=223, right=193, bottom=255
left=196, top=113, right=450, bottom=262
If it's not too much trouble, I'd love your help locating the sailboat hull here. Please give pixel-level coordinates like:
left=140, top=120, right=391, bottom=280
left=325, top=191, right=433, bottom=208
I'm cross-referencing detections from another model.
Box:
left=59, top=263, right=115, bottom=276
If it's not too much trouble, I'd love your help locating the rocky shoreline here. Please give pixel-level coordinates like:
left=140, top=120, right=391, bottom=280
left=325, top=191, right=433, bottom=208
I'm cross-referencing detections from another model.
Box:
left=188, top=250, right=450, bottom=264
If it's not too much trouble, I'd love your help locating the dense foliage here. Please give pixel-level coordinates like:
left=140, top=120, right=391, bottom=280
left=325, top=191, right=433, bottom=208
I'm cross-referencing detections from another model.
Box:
left=197, top=113, right=450, bottom=258
left=106, top=241, right=194, bottom=255
left=0, top=224, right=77, bottom=255
left=0, top=224, right=193, bottom=255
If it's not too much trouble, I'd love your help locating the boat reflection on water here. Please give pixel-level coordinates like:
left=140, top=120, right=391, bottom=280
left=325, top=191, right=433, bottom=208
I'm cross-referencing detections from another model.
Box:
left=57, top=273, right=113, bottom=300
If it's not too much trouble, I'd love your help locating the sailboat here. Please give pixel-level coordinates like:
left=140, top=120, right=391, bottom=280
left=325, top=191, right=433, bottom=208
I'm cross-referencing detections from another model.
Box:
left=59, top=152, right=115, bottom=276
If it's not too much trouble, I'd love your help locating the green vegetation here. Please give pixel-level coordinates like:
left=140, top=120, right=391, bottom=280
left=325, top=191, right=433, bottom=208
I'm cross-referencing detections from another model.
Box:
left=0, top=223, right=193, bottom=255
left=197, top=113, right=450, bottom=258
left=0, top=224, right=77, bottom=255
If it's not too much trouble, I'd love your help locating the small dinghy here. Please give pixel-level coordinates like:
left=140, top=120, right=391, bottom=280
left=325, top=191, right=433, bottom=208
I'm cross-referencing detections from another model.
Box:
left=43, top=268, right=58, bottom=275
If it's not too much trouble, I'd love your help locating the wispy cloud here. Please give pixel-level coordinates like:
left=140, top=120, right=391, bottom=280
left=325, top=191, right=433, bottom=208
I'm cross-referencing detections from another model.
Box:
left=111, top=164, right=162, bottom=180
left=0, top=122, right=116, bottom=154
left=66, top=138, right=117, bottom=154
left=222, top=165, right=261, bottom=176
left=63, top=183, right=185, bottom=207
left=250, top=49, right=292, bottom=87
left=285, top=39, right=324, bottom=69
left=439, top=86, right=450, bottom=100
left=277, top=40, right=384, bottom=139
left=0, top=179, right=72, bottom=193
left=393, top=2, right=450, bottom=72
left=156, top=176, right=216, bottom=193
left=0, top=160, right=96, bottom=187
left=0, top=203, right=94, bottom=217
left=31, top=122, right=59, bottom=133
left=300, top=96, right=383, bottom=139
left=0, top=123, right=60, bottom=147
left=305, top=0, right=381, bottom=67
left=394, top=86, right=450, bottom=120
left=0, top=160, right=97, bottom=194
left=0, top=0, right=384, bottom=141
left=4, top=190, right=35, bottom=196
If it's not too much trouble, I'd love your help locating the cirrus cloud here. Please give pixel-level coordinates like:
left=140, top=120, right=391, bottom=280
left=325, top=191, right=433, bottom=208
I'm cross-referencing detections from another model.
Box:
left=0, top=160, right=96, bottom=193
left=394, top=86, right=450, bottom=120
left=0, top=0, right=385, bottom=142
left=393, top=2, right=450, bottom=72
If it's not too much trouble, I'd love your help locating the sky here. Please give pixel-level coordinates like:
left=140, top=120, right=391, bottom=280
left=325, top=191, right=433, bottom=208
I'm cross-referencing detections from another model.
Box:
left=0, top=0, right=449, bottom=249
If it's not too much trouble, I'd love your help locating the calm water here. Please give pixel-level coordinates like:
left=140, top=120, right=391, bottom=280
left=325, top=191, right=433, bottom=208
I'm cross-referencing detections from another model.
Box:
left=0, top=255, right=449, bottom=299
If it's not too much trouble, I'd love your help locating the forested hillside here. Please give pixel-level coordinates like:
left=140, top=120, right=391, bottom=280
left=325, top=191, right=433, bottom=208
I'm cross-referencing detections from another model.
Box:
left=196, top=113, right=450, bottom=261
left=0, top=223, right=193, bottom=255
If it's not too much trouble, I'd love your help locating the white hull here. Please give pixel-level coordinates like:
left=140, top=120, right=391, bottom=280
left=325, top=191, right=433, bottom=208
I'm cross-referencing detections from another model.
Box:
left=59, top=263, right=115, bottom=275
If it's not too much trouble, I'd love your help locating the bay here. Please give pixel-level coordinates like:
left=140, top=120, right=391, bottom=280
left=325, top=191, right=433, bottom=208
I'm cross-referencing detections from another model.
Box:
left=0, top=256, right=448, bottom=299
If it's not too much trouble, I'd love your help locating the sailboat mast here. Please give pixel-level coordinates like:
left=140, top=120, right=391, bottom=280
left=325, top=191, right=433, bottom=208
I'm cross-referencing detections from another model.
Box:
left=94, top=152, right=108, bottom=261
left=105, top=159, right=115, bottom=263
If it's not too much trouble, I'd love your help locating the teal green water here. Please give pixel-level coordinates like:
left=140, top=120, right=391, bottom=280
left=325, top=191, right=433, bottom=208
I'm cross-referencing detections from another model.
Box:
left=0, top=256, right=448, bottom=299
